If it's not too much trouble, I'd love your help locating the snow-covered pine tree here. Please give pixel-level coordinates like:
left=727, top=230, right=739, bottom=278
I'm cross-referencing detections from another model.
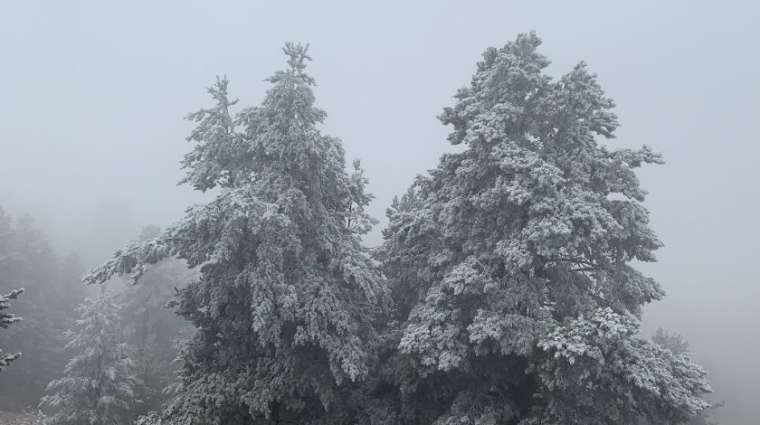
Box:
left=649, top=328, right=723, bottom=425
left=84, top=43, right=386, bottom=424
left=0, top=288, right=23, bottom=371
left=39, top=292, right=136, bottom=425
left=376, top=32, right=711, bottom=425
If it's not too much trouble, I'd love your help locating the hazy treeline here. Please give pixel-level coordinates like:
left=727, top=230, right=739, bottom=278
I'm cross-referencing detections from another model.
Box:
left=0, top=207, right=85, bottom=410
left=0, top=211, right=190, bottom=418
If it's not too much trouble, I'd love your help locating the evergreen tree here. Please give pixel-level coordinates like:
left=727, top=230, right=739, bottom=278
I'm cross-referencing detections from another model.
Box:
left=85, top=43, right=386, bottom=424
left=39, top=292, right=136, bottom=425
left=376, top=32, right=711, bottom=425
left=0, top=288, right=23, bottom=372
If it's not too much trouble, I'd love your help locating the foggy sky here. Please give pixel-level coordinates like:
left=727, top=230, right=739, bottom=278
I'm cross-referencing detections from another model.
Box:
left=1, top=2, right=758, bottom=424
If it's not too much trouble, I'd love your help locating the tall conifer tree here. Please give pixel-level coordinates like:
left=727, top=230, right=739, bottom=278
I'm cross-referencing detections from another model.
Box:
left=376, top=32, right=711, bottom=425
left=86, top=43, right=385, bottom=424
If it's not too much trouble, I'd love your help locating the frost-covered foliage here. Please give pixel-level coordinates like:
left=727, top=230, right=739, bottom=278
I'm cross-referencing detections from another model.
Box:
left=117, top=227, right=194, bottom=417
left=534, top=309, right=710, bottom=424
left=89, top=224, right=193, bottom=422
left=0, top=288, right=23, bottom=371
left=85, top=43, right=386, bottom=424
left=375, top=32, right=711, bottom=425
left=39, top=293, right=136, bottom=425
left=648, top=328, right=723, bottom=425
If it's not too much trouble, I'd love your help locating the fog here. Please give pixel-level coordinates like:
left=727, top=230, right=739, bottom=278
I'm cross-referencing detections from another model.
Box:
left=1, top=1, right=758, bottom=424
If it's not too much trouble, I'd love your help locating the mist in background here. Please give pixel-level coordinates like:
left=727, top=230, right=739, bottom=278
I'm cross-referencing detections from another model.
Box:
left=1, top=2, right=757, bottom=424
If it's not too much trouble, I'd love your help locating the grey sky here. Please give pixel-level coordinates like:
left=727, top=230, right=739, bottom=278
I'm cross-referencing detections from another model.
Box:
left=1, top=1, right=758, bottom=423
